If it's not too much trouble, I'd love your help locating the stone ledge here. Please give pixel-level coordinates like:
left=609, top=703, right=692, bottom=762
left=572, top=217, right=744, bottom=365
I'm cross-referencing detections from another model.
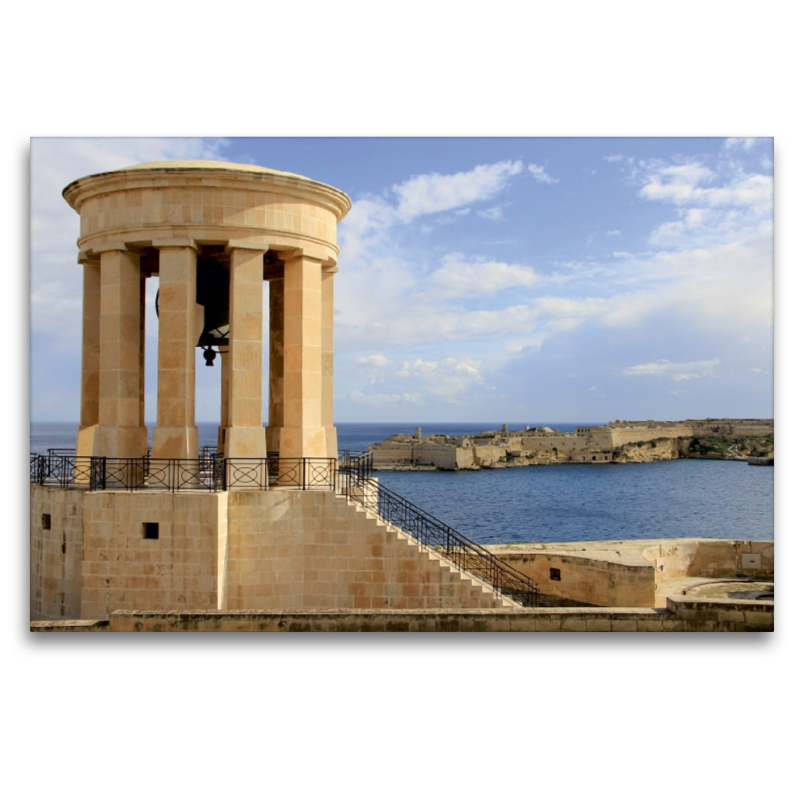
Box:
left=30, top=603, right=773, bottom=632
left=30, top=620, right=109, bottom=632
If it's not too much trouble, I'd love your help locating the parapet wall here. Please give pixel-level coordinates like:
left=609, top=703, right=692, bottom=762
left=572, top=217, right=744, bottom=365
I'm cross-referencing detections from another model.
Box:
left=30, top=600, right=775, bottom=632
left=642, top=539, right=774, bottom=580
left=495, top=551, right=655, bottom=607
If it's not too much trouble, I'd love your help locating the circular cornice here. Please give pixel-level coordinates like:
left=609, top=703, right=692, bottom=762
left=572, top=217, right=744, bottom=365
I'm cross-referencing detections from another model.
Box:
left=63, top=160, right=352, bottom=221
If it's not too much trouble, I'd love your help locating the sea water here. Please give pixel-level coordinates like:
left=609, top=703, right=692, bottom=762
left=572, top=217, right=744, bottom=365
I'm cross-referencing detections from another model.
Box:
left=30, top=421, right=773, bottom=545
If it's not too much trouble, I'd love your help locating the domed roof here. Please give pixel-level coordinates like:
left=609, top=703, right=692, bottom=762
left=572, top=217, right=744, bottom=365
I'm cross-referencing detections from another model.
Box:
left=116, top=160, right=301, bottom=178
left=63, top=159, right=352, bottom=218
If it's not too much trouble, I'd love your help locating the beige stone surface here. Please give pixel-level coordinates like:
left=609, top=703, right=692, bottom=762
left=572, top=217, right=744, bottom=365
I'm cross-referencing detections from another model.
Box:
left=152, top=242, right=200, bottom=461
left=222, top=490, right=510, bottom=611
left=31, top=602, right=774, bottom=633
left=77, top=257, right=101, bottom=454
left=64, top=160, right=352, bottom=462
left=489, top=538, right=774, bottom=608
left=79, top=491, right=224, bottom=619
left=321, top=270, right=337, bottom=458
left=30, top=486, right=85, bottom=620
left=94, top=247, right=147, bottom=458
left=225, top=245, right=267, bottom=459
left=279, top=254, right=326, bottom=461
left=31, top=485, right=510, bottom=619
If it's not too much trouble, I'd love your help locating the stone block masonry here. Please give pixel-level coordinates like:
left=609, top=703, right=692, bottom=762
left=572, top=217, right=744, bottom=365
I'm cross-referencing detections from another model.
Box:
left=31, top=485, right=511, bottom=620
left=30, top=601, right=774, bottom=632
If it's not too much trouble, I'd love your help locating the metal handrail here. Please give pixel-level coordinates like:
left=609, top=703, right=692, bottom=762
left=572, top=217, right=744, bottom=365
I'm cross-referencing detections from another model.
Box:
left=29, top=453, right=337, bottom=492
left=339, top=458, right=537, bottom=607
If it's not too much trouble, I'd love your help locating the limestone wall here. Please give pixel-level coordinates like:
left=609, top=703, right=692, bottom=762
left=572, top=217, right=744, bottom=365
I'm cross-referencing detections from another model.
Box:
left=642, top=539, right=774, bottom=580
left=368, top=441, right=413, bottom=466
left=609, top=426, right=694, bottom=447
left=471, top=445, right=508, bottom=466
left=495, top=551, right=655, bottom=607
left=31, top=485, right=511, bottom=617
left=80, top=491, right=224, bottom=618
left=414, top=444, right=459, bottom=469
left=31, top=601, right=774, bottom=632
left=223, top=491, right=507, bottom=610
left=733, top=424, right=774, bottom=436
left=30, top=486, right=85, bottom=620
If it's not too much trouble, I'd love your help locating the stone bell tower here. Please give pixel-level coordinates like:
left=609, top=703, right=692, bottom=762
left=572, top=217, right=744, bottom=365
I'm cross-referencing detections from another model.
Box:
left=62, top=160, right=351, bottom=462
left=32, top=158, right=516, bottom=622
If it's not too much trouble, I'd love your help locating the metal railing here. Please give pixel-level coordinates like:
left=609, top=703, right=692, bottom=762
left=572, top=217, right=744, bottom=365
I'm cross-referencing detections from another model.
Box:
left=338, top=449, right=374, bottom=483
left=338, top=454, right=538, bottom=607
left=30, top=452, right=337, bottom=492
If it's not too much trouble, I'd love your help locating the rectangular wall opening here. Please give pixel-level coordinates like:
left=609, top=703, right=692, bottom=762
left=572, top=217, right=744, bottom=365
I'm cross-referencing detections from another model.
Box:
left=143, top=522, right=159, bottom=540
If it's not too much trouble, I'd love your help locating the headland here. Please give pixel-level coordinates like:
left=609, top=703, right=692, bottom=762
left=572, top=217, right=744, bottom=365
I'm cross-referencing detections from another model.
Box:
left=367, top=418, right=774, bottom=470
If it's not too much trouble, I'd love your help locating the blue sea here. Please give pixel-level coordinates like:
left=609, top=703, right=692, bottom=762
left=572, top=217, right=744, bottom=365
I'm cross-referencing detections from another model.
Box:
left=30, top=421, right=774, bottom=545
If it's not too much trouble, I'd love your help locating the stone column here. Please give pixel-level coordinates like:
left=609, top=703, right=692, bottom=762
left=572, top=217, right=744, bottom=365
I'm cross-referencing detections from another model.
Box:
left=217, top=351, right=231, bottom=454
left=265, top=277, right=284, bottom=453
left=76, top=252, right=100, bottom=456
left=321, top=267, right=337, bottom=458
left=151, top=240, right=202, bottom=461
left=92, top=244, right=148, bottom=459
left=279, top=253, right=326, bottom=461
left=225, top=243, right=267, bottom=462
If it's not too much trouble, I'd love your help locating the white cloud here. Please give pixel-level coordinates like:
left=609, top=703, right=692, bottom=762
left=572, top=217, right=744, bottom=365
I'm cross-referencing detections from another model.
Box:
left=427, top=253, right=542, bottom=298
left=349, top=391, right=422, bottom=407
left=392, top=160, right=524, bottom=221
left=506, top=333, right=550, bottom=353
left=528, top=163, right=558, bottom=184
left=623, top=358, right=720, bottom=381
left=638, top=160, right=772, bottom=211
left=478, top=205, right=503, bottom=221
left=397, top=357, right=489, bottom=404
left=606, top=230, right=621, bottom=236
left=356, top=354, right=393, bottom=369
left=723, top=137, right=761, bottom=151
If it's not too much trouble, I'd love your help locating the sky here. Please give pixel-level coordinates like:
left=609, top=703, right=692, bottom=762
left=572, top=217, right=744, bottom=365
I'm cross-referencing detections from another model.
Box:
left=30, top=136, right=774, bottom=424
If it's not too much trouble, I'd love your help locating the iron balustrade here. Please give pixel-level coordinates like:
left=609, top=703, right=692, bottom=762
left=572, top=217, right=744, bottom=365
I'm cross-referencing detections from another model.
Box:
left=339, top=460, right=538, bottom=607
left=338, top=450, right=374, bottom=483
left=29, top=452, right=338, bottom=492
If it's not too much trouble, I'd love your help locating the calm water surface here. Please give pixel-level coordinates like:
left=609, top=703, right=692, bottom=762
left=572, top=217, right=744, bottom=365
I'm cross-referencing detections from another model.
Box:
left=31, top=421, right=773, bottom=545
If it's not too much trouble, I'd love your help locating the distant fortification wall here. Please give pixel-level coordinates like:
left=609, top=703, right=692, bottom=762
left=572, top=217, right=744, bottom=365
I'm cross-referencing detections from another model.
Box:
left=368, top=419, right=773, bottom=470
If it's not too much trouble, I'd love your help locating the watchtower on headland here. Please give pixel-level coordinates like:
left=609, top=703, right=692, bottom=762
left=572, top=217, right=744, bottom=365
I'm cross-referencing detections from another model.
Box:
left=63, top=160, right=349, bottom=463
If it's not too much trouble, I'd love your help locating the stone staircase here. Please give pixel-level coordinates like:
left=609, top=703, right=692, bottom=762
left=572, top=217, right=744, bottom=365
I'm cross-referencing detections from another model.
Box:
left=342, top=493, right=524, bottom=609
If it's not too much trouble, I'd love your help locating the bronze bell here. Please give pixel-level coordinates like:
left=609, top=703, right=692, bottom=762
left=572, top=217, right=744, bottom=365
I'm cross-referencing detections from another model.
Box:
left=195, top=258, right=230, bottom=350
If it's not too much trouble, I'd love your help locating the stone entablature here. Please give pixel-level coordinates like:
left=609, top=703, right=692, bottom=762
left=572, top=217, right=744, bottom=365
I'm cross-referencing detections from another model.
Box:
left=63, top=161, right=349, bottom=264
